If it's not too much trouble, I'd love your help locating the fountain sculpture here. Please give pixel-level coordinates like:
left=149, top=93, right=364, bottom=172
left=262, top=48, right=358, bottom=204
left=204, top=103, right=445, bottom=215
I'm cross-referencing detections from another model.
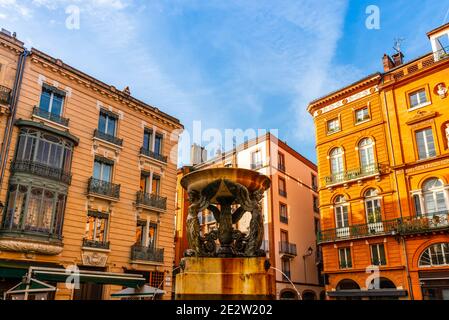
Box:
left=175, top=168, right=275, bottom=299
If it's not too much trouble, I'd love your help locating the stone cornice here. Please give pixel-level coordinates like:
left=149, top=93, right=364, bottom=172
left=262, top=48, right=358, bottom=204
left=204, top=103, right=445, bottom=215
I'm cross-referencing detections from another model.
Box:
left=29, top=48, right=183, bottom=130
left=0, top=32, right=25, bottom=55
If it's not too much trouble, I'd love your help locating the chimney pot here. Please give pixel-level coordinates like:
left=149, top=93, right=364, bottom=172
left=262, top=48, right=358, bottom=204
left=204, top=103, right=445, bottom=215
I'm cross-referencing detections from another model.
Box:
left=391, top=52, right=404, bottom=67
left=382, top=54, right=395, bottom=72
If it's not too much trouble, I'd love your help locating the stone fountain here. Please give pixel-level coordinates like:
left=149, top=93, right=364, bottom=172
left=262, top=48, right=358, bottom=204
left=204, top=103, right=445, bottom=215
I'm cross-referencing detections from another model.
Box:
left=175, top=168, right=275, bottom=299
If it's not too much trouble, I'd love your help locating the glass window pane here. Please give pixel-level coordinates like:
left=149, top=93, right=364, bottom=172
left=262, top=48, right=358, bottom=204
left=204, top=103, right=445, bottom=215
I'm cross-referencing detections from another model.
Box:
left=39, top=89, right=52, bottom=112
left=93, top=161, right=101, bottom=180
left=98, top=113, right=107, bottom=134
left=51, top=94, right=63, bottom=115
left=102, top=164, right=112, bottom=182
left=143, top=130, right=152, bottom=150
left=154, top=135, right=162, bottom=154
left=107, top=117, right=116, bottom=136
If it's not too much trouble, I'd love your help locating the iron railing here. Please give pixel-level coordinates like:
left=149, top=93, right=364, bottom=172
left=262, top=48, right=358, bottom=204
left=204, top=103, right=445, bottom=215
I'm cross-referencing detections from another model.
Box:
left=139, top=147, right=167, bottom=163
left=324, top=163, right=381, bottom=186
left=33, top=106, right=69, bottom=126
left=93, top=129, right=123, bottom=146
left=317, top=219, right=399, bottom=243
left=130, top=244, right=164, bottom=262
left=398, top=211, right=449, bottom=235
left=11, top=160, right=72, bottom=184
left=0, top=85, right=11, bottom=105
left=0, top=211, right=63, bottom=240
left=87, top=177, right=120, bottom=199
left=82, top=238, right=110, bottom=250
left=279, top=241, right=297, bottom=256
left=135, top=191, right=167, bottom=210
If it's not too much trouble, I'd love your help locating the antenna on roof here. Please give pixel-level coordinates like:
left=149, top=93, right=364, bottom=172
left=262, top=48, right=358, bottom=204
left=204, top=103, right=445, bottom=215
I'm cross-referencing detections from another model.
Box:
left=393, top=37, right=405, bottom=53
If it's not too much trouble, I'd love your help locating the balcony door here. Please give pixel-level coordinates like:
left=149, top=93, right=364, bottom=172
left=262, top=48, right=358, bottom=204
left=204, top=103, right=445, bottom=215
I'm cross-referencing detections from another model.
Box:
left=365, top=189, right=383, bottom=233
left=422, top=178, right=449, bottom=228
left=140, top=172, right=160, bottom=195
left=334, top=195, right=349, bottom=238
left=93, top=160, right=112, bottom=182
left=359, top=138, right=375, bottom=173
left=330, top=148, right=344, bottom=182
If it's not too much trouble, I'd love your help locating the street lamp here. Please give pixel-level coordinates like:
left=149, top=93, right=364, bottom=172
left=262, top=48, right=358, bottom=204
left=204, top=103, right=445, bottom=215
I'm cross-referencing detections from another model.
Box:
left=302, top=246, right=314, bottom=283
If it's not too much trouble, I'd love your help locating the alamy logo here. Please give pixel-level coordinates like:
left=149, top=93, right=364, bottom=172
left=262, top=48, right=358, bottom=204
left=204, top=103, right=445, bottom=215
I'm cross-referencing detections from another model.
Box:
left=365, top=5, right=380, bottom=30
left=65, top=5, right=81, bottom=30
left=365, top=265, right=380, bottom=289
left=65, top=265, right=80, bottom=290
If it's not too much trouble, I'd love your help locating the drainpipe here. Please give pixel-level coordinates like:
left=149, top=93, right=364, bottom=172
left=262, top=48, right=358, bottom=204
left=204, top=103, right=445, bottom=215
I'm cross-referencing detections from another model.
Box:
left=381, top=83, right=414, bottom=300
left=0, top=49, right=29, bottom=196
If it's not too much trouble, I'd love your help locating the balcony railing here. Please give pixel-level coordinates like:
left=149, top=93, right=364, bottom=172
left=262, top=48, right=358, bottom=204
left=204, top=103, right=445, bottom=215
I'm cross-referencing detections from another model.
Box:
left=87, top=177, right=120, bottom=199
left=93, top=129, right=123, bottom=146
left=279, top=190, right=287, bottom=197
left=398, top=211, right=449, bottom=235
left=279, top=241, right=297, bottom=257
left=0, top=85, right=11, bottom=105
left=82, top=239, right=110, bottom=250
left=32, top=106, right=69, bottom=126
left=0, top=212, right=63, bottom=241
left=139, top=147, right=167, bottom=163
left=251, top=162, right=263, bottom=170
left=280, top=215, right=288, bottom=224
left=130, top=244, right=164, bottom=263
left=324, top=163, right=381, bottom=187
left=11, top=160, right=72, bottom=184
left=136, top=191, right=167, bottom=211
left=317, top=219, right=399, bottom=243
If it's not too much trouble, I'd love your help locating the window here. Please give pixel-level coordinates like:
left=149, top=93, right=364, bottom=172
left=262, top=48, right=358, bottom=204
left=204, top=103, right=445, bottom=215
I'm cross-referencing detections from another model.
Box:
left=311, top=174, right=318, bottom=191
left=355, top=107, right=370, bottom=123
left=39, top=84, right=65, bottom=116
left=135, top=221, right=158, bottom=248
left=416, top=128, right=436, bottom=159
left=419, top=243, right=449, bottom=267
left=280, top=203, right=288, bottom=224
left=140, top=172, right=161, bottom=195
left=154, top=134, right=163, bottom=155
left=143, top=129, right=153, bottom=151
left=136, top=220, right=146, bottom=246
left=334, top=196, right=349, bottom=237
left=370, top=244, right=387, bottom=266
left=359, top=138, right=375, bottom=169
left=93, top=158, right=113, bottom=182
left=365, top=189, right=382, bottom=224
left=339, top=248, right=352, bottom=269
left=15, top=128, right=73, bottom=173
left=278, top=152, right=285, bottom=171
left=281, top=258, right=291, bottom=280
left=413, top=194, right=422, bottom=216
left=251, top=150, right=262, bottom=169
left=330, top=148, right=344, bottom=175
left=279, top=177, right=287, bottom=197
left=409, top=89, right=428, bottom=109
left=327, top=118, right=340, bottom=134
left=313, top=196, right=319, bottom=213
left=84, top=211, right=109, bottom=244
left=2, top=183, right=66, bottom=237
left=422, top=178, right=447, bottom=214
left=98, top=110, right=118, bottom=137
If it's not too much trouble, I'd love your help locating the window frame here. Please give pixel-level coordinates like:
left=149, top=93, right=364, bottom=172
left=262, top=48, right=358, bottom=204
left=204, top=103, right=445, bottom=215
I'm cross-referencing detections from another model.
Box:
left=415, top=127, right=437, bottom=160
left=370, top=243, right=387, bottom=266
left=38, top=83, right=66, bottom=116
left=98, top=109, right=119, bottom=137
left=407, top=87, right=431, bottom=110
left=354, top=106, right=371, bottom=124
left=326, top=118, right=341, bottom=135
left=338, top=247, right=352, bottom=269
left=84, top=210, right=110, bottom=244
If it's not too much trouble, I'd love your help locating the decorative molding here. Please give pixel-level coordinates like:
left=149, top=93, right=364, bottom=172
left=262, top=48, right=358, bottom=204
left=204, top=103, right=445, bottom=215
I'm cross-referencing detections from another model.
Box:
left=405, top=158, right=449, bottom=174
left=313, top=86, right=378, bottom=117
left=406, top=110, right=438, bottom=125
left=81, top=250, right=108, bottom=267
left=0, top=239, right=63, bottom=255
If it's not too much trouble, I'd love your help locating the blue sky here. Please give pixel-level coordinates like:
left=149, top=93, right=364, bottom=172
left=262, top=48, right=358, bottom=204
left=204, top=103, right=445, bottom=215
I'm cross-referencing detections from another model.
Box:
left=1, top=0, right=448, bottom=165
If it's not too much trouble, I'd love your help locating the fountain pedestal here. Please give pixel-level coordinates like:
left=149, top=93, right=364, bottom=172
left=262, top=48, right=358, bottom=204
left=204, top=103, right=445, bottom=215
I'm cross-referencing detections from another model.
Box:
left=175, top=257, right=274, bottom=300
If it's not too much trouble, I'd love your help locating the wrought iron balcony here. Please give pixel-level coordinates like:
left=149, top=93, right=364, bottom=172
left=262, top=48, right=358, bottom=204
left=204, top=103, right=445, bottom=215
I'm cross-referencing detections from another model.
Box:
left=0, top=85, right=11, bottom=105
left=280, top=215, right=288, bottom=224
left=93, top=129, right=123, bottom=146
left=136, top=191, right=167, bottom=211
left=317, top=219, right=399, bottom=244
left=324, top=163, right=382, bottom=187
left=139, top=147, right=167, bottom=163
left=87, top=177, right=120, bottom=199
left=279, top=241, right=297, bottom=257
left=130, top=244, right=164, bottom=263
left=398, top=211, right=449, bottom=235
left=32, top=106, right=69, bottom=126
left=11, top=160, right=72, bottom=184
left=82, top=238, right=110, bottom=250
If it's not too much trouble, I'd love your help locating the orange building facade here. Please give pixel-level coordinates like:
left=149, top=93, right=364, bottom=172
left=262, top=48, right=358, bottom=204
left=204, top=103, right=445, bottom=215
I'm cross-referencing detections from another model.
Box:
left=308, top=24, right=449, bottom=300
left=175, top=133, right=324, bottom=300
left=0, top=30, right=183, bottom=300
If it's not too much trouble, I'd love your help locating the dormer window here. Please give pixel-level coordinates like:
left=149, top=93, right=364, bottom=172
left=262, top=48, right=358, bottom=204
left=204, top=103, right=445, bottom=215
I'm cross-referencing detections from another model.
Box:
left=428, top=24, right=449, bottom=61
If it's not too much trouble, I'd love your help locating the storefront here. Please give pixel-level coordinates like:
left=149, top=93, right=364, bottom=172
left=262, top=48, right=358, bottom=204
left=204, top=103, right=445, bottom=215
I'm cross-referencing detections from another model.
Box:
left=419, top=271, right=449, bottom=300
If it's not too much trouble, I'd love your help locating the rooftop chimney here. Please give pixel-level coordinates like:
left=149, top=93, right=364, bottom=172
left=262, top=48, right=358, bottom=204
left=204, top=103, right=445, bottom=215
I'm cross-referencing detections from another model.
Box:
left=391, top=51, right=404, bottom=67
left=382, top=54, right=395, bottom=71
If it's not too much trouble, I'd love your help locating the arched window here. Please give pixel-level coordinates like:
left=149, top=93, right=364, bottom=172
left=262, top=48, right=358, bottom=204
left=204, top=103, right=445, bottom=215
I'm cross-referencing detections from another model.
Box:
left=359, top=138, right=375, bottom=169
left=365, top=189, right=382, bottom=226
left=302, top=291, right=316, bottom=300
left=334, top=195, right=349, bottom=238
left=419, top=243, right=449, bottom=267
left=280, top=290, right=298, bottom=300
left=422, top=178, right=448, bottom=214
left=330, top=148, right=344, bottom=175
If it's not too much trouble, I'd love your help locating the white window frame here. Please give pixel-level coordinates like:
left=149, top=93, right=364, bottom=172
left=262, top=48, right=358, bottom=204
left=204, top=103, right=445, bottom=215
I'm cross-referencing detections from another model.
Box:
left=370, top=243, right=387, bottom=266
left=408, top=89, right=430, bottom=110
left=355, top=107, right=370, bottom=124
left=339, top=247, right=352, bottom=269
left=359, top=138, right=375, bottom=168
left=416, top=128, right=436, bottom=159
left=327, top=118, right=340, bottom=134
left=330, top=148, right=344, bottom=175
left=39, top=87, right=65, bottom=116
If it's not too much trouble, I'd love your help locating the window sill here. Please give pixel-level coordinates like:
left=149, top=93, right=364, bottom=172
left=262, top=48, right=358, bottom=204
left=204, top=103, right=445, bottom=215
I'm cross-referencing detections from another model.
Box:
left=31, top=114, right=70, bottom=130
left=408, top=102, right=431, bottom=112
left=326, top=129, right=341, bottom=136
left=82, top=246, right=111, bottom=253
left=354, top=118, right=371, bottom=126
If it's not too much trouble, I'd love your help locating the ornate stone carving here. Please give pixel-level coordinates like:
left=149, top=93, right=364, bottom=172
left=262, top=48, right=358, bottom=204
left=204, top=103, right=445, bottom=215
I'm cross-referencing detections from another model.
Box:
left=0, top=239, right=63, bottom=255
left=81, top=251, right=108, bottom=267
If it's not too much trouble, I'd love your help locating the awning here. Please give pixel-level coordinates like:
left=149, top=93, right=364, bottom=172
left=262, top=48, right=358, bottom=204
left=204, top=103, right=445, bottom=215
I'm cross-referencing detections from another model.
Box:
left=111, top=285, right=165, bottom=298
left=6, top=278, right=56, bottom=295
left=327, top=289, right=408, bottom=298
left=30, top=267, right=146, bottom=288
